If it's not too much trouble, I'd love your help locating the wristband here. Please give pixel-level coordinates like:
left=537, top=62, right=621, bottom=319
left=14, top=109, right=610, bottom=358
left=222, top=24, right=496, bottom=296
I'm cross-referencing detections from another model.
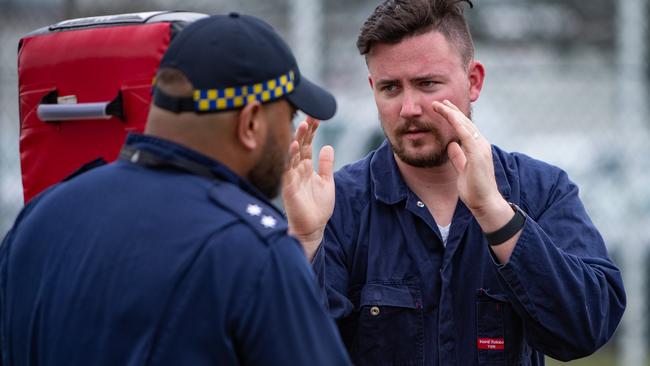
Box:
left=484, top=203, right=526, bottom=246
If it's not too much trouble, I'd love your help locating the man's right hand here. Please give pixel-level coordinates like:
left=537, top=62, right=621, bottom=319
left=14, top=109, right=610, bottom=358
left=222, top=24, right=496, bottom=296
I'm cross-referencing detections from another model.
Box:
left=282, top=117, right=335, bottom=261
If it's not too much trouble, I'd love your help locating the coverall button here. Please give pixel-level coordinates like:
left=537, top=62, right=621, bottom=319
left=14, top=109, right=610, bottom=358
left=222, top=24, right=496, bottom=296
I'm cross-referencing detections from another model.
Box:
left=370, top=306, right=380, bottom=316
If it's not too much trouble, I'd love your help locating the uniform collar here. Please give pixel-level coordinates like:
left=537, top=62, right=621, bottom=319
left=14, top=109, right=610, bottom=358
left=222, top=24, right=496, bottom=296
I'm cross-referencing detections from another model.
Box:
left=124, top=133, right=274, bottom=204
left=370, top=141, right=409, bottom=205
left=370, top=140, right=511, bottom=204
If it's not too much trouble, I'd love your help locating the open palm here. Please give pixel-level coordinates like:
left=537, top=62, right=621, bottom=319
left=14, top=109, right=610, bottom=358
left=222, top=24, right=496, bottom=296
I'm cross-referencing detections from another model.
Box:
left=282, top=118, right=335, bottom=260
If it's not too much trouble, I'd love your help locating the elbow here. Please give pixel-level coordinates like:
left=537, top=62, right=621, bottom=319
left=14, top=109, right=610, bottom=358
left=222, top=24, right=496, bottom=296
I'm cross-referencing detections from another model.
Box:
left=547, top=336, right=601, bottom=362
left=537, top=296, right=626, bottom=362
left=541, top=331, right=604, bottom=362
left=565, top=274, right=627, bottom=359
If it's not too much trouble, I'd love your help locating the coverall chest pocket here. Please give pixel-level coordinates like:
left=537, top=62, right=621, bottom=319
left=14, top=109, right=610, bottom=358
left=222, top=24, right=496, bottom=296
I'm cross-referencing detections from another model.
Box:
left=476, top=289, right=523, bottom=366
left=354, top=283, right=424, bottom=366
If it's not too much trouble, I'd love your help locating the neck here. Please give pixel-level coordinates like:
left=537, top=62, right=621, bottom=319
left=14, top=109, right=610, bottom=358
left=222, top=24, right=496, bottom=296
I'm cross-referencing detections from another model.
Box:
left=394, top=154, right=459, bottom=226
left=145, top=110, right=251, bottom=178
left=395, top=155, right=458, bottom=193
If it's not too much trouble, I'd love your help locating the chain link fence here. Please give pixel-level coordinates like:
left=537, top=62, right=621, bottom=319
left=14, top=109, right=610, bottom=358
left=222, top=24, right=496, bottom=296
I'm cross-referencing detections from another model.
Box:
left=1, top=0, right=648, bottom=364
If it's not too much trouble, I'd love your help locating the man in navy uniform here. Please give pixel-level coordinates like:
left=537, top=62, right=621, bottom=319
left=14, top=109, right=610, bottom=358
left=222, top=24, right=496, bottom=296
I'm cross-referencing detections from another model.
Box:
left=0, top=14, right=351, bottom=366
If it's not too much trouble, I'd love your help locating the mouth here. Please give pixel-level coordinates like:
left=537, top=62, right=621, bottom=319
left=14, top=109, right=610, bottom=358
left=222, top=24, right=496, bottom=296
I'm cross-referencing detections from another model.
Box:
left=401, top=129, right=430, bottom=139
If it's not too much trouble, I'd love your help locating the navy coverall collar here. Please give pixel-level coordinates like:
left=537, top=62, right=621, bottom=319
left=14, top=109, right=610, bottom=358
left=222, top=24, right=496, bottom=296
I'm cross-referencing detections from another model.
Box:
left=369, top=140, right=512, bottom=205
left=125, top=133, right=277, bottom=210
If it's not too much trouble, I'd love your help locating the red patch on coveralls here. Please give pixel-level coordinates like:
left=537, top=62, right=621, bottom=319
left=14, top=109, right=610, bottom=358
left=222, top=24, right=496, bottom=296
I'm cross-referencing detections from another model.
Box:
left=477, top=338, right=504, bottom=350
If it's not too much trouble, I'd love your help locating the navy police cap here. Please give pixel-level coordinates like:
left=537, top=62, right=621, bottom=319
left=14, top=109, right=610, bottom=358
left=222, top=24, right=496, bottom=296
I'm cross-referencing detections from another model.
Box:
left=154, top=12, right=337, bottom=120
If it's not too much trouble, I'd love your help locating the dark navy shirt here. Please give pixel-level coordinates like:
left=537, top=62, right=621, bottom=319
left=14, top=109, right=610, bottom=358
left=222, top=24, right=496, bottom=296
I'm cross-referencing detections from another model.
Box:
left=313, top=141, right=625, bottom=366
left=0, top=134, right=351, bottom=366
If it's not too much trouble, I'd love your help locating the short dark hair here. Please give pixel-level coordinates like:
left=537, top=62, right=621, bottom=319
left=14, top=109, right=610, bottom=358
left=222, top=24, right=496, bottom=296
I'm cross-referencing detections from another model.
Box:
left=357, top=0, right=475, bottom=66
left=155, top=68, right=194, bottom=97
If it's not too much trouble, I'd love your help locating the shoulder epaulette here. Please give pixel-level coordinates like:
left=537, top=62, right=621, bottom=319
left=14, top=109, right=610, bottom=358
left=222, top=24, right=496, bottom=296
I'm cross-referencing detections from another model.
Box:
left=208, top=181, right=288, bottom=240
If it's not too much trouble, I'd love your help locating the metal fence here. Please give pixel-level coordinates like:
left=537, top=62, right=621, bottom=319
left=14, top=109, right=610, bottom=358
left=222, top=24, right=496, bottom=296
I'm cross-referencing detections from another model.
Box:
left=1, top=0, right=648, bottom=364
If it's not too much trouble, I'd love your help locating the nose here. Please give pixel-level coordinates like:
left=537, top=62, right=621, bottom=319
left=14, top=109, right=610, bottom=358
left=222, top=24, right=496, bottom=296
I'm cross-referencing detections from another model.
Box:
left=399, top=90, right=422, bottom=119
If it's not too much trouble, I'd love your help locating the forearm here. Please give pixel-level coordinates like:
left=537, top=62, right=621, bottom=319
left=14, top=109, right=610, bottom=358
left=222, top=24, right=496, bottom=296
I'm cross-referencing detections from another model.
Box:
left=290, top=229, right=324, bottom=262
left=495, top=219, right=625, bottom=360
left=471, top=196, right=521, bottom=264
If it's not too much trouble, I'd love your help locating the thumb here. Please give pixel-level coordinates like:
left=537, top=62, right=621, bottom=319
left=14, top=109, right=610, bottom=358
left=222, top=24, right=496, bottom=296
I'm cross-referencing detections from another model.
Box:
left=318, top=145, right=335, bottom=181
left=447, top=142, right=466, bottom=174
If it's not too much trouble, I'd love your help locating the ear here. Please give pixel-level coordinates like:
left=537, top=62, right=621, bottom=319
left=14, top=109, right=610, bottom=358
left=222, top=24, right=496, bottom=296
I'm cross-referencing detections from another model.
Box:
left=368, top=74, right=375, bottom=90
left=236, top=100, right=266, bottom=151
left=467, top=60, right=485, bottom=102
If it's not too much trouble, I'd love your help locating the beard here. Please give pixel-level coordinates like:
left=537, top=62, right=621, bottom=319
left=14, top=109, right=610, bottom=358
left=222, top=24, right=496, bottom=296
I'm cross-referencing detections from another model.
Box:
left=386, top=118, right=451, bottom=168
left=248, top=129, right=287, bottom=199
left=383, top=105, right=472, bottom=168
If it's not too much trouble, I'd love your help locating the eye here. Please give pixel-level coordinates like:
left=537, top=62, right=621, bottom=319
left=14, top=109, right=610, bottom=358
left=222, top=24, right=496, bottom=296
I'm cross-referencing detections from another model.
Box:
left=380, top=84, right=399, bottom=94
left=419, top=80, right=439, bottom=88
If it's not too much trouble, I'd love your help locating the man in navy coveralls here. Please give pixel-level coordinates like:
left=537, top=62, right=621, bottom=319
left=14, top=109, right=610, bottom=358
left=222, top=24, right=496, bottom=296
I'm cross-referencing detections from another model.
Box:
left=0, top=13, right=351, bottom=366
left=281, top=1, right=626, bottom=365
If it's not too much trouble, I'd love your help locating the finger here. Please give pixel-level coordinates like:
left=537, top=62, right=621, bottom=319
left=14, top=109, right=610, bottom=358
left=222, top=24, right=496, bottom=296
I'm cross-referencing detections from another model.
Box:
left=432, top=101, right=475, bottom=145
left=318, top=145, right=335, bottom=181
left=442, top=100, right=480, bottom=138
left=303, top=117, right=320, bottom=151
left=288, top=140, right=301, bottom=170
left=447, top=141, right=466, bottom=174
left=441, top=100, right=474, bottom=133
left=294, top=120, right=308, bottom=141
left=294, top=121, right=309, bottom=157
left=299, top=118, right=318, bottom=161
left=443, top=99, right=462, bottom=112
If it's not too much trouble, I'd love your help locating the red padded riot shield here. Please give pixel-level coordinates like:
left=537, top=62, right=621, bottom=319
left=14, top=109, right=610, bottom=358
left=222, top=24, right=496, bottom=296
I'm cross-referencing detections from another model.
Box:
left=17, top=11, right=205, bottom=203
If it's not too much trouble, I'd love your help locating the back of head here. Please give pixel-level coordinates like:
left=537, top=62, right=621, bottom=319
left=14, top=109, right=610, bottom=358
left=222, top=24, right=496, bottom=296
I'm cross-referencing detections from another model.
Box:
left=357, top=0, right=475, bottom=67
left=154, top=68, right=193, bottom=98
left=145, top=67, right=236, bottom=147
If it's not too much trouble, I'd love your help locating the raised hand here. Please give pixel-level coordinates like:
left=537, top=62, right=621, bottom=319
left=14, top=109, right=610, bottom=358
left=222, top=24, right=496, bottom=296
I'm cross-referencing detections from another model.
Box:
left=282, top=117, right=335, bottom=261
left=431, top=100, right=514, bottom=235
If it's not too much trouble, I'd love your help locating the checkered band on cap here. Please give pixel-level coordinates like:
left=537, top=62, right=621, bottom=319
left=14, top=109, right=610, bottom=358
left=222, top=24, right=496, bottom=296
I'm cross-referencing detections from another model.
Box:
left=193, top=70, right=296, bottom=112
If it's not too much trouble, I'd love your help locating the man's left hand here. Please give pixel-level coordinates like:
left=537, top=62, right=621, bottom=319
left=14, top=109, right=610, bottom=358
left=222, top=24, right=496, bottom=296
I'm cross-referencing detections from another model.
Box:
left=432, top=100, right=520, bottom=262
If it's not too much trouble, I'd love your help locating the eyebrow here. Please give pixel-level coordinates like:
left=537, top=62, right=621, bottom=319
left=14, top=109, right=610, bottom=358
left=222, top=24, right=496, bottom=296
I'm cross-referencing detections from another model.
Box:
left=375, top=73, right=445, bottom=87
left=411, top=74, right=443, bottom=82
left=375, top=79, right=399, bottom=88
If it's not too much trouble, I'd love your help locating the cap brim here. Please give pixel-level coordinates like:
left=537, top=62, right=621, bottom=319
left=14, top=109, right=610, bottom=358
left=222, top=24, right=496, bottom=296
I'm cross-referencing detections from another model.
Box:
left=286, top=76, right=337, bottom=120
